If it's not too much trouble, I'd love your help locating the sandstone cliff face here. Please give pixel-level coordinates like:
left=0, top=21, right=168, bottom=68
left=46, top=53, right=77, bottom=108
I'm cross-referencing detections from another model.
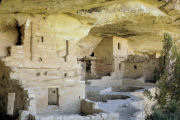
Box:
left=0, top=0, right=179, bottom=118
left=0, top=0, right=179, bottom=56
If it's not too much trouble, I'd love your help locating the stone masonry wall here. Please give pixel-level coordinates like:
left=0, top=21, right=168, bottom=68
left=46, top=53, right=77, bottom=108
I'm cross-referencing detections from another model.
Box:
left=122, top=59, right=158, bottom=81
left=0, top=14, right=87, bottom=117
left=92, top=37, right=113, bottom=77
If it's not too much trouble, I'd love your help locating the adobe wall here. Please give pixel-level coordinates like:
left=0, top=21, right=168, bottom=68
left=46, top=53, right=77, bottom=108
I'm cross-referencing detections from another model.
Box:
left=113, top=36, right=132, bottom=57
left=92, top=37, right=113, bottom=76
left=0, top=13, right=90, bottom=117
left=91, top=61, right=112, bottom=77
left=122, top=59, right=158, bottom=81
left=112, top=36, right=133, bottom=78
left=111, top=36, right=157, bottom=82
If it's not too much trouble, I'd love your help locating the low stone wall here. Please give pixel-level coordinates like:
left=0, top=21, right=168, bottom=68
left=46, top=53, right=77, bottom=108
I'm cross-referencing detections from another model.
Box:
left=18, top=99, right=119, bottom=120
left=18, top=111, right=119, bottom=120
left=88, top=79, right=122, bottom=87
left=81, top=99, right=104, bottom=115
left=36, top=113, right=119, bottom=120
left=131, top=87, right=157, bottom=116
left=129, top=100, right=145, bottom=120
left=18, top=87, right=157, bottom=120
left=85, top=84, right=157, bottom=120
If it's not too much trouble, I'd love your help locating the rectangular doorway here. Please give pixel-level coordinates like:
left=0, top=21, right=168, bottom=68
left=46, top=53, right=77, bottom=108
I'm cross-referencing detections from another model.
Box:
left=48, top=88, right=58, bottom=105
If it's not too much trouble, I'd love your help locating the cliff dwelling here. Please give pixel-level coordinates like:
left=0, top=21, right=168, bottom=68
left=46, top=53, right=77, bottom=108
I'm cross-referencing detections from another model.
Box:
left=0, top=0, right=180, bottom=120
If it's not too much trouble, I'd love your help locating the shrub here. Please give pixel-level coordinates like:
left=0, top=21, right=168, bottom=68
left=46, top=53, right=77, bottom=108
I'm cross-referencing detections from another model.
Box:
left=146, top=33, right=180, bottom=120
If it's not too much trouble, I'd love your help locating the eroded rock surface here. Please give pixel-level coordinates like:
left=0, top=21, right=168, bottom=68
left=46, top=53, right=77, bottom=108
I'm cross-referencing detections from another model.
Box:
left=0, top=0, right=179, bottom=120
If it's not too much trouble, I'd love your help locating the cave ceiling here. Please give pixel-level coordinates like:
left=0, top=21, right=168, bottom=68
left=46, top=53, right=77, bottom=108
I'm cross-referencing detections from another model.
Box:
left=0, top=0, right=179, bottom=54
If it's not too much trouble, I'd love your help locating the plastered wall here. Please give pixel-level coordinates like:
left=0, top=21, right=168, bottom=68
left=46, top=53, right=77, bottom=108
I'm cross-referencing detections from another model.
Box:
left=0, top=13, right=89, bottom=117
left=112, top=36, right=132, bottom=78
left=92, top=37, right=113, bottom=76
left=122, top=59, right=158, bottom=81
left=113, top=36, right=132, bottom=57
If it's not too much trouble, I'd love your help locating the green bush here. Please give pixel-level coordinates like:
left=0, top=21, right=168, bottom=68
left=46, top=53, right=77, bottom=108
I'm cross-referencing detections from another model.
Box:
left=167, top=100, right=178, bottom=113
left=146, top=33, right=180, bottom=120
left=153, top=67, right=160, bottom=83
left=153, top=109, right=178, bottom=120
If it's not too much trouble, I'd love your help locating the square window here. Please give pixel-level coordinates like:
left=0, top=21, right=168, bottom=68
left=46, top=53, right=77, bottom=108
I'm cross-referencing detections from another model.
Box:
left=37, top=36, right=44, bottom=43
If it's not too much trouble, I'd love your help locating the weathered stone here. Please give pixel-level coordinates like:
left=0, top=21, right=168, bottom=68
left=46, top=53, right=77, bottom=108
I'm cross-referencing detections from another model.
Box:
left=0, top=0, right=179, bottom=120
left=7, top=93, right=16, bottom=116
left=18, top=110, right=30, bottom=120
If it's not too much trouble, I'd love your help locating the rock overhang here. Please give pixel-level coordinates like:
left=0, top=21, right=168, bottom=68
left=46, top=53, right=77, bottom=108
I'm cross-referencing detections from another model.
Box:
left=0, top=0, right=179, bottom=55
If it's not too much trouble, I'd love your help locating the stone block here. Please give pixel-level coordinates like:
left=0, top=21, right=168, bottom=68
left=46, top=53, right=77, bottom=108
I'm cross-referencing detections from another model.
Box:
left=108, top=113, right=119, bottom=120
left=18, top=110, right=30, bottom=120
left=7, top=93, right=16, bottom=116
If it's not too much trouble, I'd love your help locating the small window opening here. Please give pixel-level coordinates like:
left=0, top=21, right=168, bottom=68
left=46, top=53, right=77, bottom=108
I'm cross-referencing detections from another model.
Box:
left=64, top=73, right=67, bottom=77
left=86, top=61, right=92, bottom=72
left=16, top=25, right=23, bottom=45
left=118, top=43, right=121, bottom=50
left=36, top=72, right=40, bottom=76
left=2, top=75, right=5, bottom=80
left=91, top=52, right=94, bottom=57
left=134, top=65, right=137, bottom=70
left=37, top=36, right=44, bottom=42
left=41, top=37, right=44, bottom=42
left=107, top=72, right=111, bottom=76
left=7, top=47, right=11, bottom=56
left=66, top=40, right=69, bottom=56
left=38, top=57, right=43, bottom=62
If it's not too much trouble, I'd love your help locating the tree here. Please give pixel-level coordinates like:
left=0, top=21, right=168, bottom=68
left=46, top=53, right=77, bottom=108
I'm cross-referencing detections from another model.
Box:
left=149, top=33, right=180, bottom=120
